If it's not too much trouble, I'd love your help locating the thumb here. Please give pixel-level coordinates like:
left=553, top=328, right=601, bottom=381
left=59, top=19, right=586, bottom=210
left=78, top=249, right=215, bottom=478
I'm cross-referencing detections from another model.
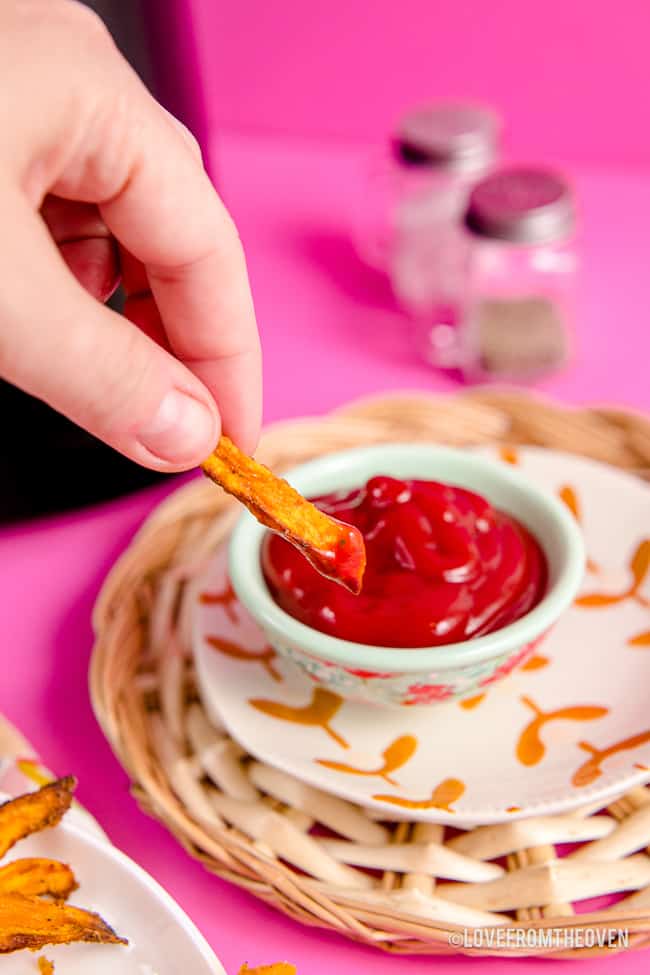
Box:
left=0, top=190, right=220, bottom=471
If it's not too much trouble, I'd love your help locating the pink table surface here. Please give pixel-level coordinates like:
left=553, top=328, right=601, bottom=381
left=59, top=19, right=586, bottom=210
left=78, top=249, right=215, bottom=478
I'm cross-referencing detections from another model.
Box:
left=1, top=133, right=649, bottom=974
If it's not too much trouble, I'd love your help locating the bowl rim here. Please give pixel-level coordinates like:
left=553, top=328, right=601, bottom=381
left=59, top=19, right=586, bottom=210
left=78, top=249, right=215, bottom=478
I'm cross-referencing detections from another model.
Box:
left=228, top=443, right=586, bottom=674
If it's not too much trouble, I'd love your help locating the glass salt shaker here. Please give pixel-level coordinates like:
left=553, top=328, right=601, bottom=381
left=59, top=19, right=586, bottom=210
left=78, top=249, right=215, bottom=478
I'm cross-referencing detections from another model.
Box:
left=416, top=166, right=578, bottom=381
left=354, top=101, right=501, bottom=284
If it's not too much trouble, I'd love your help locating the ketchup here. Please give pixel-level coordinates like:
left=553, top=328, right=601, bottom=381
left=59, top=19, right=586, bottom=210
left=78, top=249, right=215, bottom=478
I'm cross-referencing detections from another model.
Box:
left=262, top=476, right=547, bottom=648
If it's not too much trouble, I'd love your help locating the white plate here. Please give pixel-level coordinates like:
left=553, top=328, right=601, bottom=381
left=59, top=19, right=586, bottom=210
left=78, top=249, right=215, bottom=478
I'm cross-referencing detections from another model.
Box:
left=0, top=718, right=110, bottom=844
left=9, top=813, right=226, bottom=974
left=194, top=447, right=650, bottom=826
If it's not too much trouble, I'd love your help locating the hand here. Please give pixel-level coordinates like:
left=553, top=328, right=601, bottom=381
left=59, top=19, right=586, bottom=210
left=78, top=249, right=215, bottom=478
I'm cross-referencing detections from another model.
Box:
left=0, top=0, right=262, bottom=470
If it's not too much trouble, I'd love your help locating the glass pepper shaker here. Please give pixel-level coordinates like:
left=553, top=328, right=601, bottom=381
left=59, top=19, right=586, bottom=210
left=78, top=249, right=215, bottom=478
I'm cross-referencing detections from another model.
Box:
left=415, top=166, right=578, bottom=381
left=354, top=101, right=501, bottom=286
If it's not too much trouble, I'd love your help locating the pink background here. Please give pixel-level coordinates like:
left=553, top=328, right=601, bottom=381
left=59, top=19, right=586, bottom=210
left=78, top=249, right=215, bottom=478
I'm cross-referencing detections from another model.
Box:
left=192, top=0, right=650, bottom=166
left=2, top=2, right=650, bottom=974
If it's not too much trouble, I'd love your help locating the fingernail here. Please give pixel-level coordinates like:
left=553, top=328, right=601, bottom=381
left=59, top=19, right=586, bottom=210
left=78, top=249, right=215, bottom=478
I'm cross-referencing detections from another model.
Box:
left=138, top=390, right=216, bottom=464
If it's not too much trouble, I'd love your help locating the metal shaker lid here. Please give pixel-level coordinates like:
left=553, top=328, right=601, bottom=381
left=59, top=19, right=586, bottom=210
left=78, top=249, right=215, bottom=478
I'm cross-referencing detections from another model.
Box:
left=465, top=166, right=575, bottom=243
left=394, top=101, right=500, bottom=173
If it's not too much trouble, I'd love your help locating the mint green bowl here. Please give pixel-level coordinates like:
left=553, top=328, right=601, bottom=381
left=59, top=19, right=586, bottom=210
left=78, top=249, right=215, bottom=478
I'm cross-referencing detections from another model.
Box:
left=228, top=444, right=585, bottom=708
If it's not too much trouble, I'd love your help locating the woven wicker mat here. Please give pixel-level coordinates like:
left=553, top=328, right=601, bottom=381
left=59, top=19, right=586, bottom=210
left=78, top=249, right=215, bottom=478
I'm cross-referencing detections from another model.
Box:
left=91, top=390, right=650, bottom=959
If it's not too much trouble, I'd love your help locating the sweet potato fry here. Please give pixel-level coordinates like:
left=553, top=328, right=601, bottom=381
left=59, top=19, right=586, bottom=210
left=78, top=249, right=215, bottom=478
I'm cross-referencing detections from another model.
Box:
left=0, top=859, right=77, bottom=899
left=38, top=957, right=54, bottom=974
left=0, top=892, right=127, bottom=953
left=0, top=778, right=75, bottom=859
left=239, top=966, right=297, bottom=975
left=202, top=437, right=366, bottom=593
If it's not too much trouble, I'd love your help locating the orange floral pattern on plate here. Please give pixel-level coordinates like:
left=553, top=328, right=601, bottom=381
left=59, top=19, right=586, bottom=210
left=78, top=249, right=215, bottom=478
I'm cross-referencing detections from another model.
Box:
left=572, top=731, right=650, bottom=787
left=459, top=693, right=486, bottom=711
left=499, top=446, right=519, bottom=465
left=516, top=695, right=609, bottom=767
left=316, top=735, right=417, bottom=786
left=558, top=485, right=600, bottom=574
left=628, top=630, right=650, bottom=648
left=206, top=635, right=282, bottom=682
left=250, top=687, right=348, bottom=749
left=521, top=654, right=550, bottom=672
left=200, top=581, right=239, bottom=622
left=373, top=778, right=465, bottom=812
left=575, top=539, right=650, bottom=610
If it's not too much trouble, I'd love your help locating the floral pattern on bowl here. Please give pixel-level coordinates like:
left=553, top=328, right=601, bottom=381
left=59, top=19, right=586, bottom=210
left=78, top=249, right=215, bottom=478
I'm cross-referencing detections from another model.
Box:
left=276, top=637, right=542, bottom=707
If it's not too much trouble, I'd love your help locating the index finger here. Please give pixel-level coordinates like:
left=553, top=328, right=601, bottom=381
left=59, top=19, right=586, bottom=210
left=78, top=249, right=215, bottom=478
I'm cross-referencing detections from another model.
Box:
left=27, top=36, right=263, bottom=457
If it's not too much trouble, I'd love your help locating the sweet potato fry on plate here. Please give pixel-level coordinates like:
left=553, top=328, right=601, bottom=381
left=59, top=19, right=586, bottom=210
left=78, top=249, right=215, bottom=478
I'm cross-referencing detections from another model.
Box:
left=0, top=858, right=77, bottom=899
left=0, top=891, right=126, bottom=953
left=202, top=437, right=366, bottom=594
left=0, top=778, right=75, bottom=859
left=0, top=779, right=128, bottom=957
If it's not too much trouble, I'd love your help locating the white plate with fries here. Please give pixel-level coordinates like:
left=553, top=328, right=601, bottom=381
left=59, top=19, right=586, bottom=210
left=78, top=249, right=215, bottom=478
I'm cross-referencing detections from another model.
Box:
left=1, top=782, right=225, bottom=974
